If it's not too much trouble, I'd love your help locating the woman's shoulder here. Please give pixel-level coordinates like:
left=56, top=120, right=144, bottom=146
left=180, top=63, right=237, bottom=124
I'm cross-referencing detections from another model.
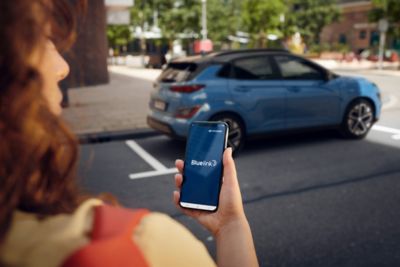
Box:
left=0, top=198, right=102, bottom=267
left=1, top=199, right=215, bottom=267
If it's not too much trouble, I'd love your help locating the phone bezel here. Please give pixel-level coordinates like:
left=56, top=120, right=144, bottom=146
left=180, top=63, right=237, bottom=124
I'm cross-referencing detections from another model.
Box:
left=179, top=121, right=229, bottom=212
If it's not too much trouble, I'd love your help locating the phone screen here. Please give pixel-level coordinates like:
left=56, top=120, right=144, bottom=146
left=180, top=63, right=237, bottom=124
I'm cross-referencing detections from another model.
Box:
left=180, top=121, right=228, bottom=211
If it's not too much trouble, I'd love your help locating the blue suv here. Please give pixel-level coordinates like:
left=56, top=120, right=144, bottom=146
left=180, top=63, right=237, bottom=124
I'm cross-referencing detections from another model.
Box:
left=147, top=49, right=381, bottom=152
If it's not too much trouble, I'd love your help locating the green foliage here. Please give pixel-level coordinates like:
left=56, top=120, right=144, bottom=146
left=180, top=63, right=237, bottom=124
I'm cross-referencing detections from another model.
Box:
left=107, top=25, right=131, bottom=48
left=309, top=42, right=350, bottom=54
left=129, top=0, right=201, bottom=43
left=107, top=0, right=341, bottom=51
left=285, top=0, right=340, bottom=46
left=206, top=0, right=242, bottom=47
left=369, top=0, right=400, bottom=36
left=241, top=0, right=286, bottom=48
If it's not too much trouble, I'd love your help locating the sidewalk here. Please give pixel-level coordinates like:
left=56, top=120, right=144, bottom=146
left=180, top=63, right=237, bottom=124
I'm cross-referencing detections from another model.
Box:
left=62, top=66, right=161, bottom=139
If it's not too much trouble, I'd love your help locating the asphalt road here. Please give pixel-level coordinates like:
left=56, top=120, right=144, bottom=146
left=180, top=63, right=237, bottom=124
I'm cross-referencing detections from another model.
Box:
left=78, top=71, right=400, bottom=267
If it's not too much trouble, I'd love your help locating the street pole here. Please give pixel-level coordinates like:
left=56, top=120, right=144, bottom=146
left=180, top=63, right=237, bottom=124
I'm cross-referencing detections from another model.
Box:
left=140, top=10, right=146, bottom=67
left=378, top=31, right=386, bottom=70
left=378, top=18, right=389, bottom=70
left=201, top=0, right=207, bottom=40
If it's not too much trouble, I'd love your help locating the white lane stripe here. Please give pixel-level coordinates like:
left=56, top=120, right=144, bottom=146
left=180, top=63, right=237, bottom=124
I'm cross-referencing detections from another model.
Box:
left=126, top=140, right=167, bottom=171
left=129, top=168, right=178, bottom=180
left=372, top=125, right=400, bottom=135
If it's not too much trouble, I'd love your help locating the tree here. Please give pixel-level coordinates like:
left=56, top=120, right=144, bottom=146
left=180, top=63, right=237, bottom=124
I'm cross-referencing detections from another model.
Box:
left=61, top=0, right=109, bottom=104
left=241, top=0, right=287, bottom=48
left=107, top=25, right=131, bottom=50
left=206, top=0, right=242, bottom=48
left=129, top=0, right=201, bottom=51
left=369, top=0, right=400, bottom=37
left=285, top=0, right=340, bottom=46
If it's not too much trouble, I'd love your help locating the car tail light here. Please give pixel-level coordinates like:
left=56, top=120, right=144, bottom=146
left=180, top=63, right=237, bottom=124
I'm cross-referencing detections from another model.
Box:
left=170, top=84, right=205, bottom=93
left=175, top=105, right=201, bottom=119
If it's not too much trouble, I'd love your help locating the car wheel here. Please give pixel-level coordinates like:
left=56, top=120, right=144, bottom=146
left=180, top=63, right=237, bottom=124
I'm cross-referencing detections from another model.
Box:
left=210, top=114, right=245, bottom=154
left=342, top=99, right=374, bottom=139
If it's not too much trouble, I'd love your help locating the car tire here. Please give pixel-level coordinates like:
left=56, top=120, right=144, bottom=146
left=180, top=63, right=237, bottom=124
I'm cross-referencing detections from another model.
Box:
left=341, top=99, right=374, bottom=139
left=210, top=114, right=245, bottom=155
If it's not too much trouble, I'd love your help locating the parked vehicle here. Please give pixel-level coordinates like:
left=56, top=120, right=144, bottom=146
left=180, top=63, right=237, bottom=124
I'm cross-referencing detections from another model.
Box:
left=147, top=49, right=382, bottom=152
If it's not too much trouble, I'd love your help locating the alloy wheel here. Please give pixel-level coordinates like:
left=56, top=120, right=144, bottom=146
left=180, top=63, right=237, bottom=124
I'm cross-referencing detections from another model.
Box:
left=346, top=102, right=373, bottom=136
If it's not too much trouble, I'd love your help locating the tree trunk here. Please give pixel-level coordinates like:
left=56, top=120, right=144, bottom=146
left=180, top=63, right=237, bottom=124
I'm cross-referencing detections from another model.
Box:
left=60, top=0, right=109, bottom=105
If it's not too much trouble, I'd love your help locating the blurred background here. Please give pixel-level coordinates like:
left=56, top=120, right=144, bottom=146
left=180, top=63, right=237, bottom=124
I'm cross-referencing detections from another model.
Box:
left=60, top=1, right=400, bottom=266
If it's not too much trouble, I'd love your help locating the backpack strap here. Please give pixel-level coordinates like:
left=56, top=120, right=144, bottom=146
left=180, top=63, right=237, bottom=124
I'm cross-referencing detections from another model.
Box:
left=62, top=205, right=150, bottom=267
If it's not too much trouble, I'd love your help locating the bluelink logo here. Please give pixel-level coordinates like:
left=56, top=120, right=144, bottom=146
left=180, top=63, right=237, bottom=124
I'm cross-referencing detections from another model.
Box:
left=191, top=159, right=217, bottom=167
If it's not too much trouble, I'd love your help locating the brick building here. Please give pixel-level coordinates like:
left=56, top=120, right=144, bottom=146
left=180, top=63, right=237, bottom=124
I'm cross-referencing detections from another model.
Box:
left=320, top=0, right=378, bottom=53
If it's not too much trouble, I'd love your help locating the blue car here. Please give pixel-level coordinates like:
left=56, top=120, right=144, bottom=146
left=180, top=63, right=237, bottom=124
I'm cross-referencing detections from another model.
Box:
left=147, top=49, right=381, bottom=152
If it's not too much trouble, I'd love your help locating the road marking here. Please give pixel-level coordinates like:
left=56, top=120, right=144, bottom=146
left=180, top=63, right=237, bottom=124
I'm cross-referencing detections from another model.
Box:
left=126, top=140, right=167, bottom=171
left=126, top=140, right=178, bottom=180
left=129, top=168, right=178, bottom=180
left=372, top=125, right=400, bottom=135
left=372, top=125, right=400, bottom=140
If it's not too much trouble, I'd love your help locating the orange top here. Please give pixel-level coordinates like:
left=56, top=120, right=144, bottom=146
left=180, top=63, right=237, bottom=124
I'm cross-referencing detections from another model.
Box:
left=62, top=205, right=150, bottom=267
left=0, top=199, right=216, bottom=267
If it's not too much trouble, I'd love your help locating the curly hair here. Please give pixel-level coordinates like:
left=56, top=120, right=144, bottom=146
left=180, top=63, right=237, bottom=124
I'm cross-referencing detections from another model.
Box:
left=0, top=0, right=87, bottom=242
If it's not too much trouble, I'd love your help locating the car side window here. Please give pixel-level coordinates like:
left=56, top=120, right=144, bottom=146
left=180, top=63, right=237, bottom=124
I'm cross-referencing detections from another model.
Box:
left=274, top=55, right=324, bottom=80
left=232, top=57, right=278, bottom=80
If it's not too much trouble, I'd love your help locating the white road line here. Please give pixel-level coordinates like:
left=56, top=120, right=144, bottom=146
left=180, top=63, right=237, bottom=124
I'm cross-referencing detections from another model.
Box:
left=372, top=125, right=400, bottom=135
left=129, top=168, right=178, bottom=180
left=126, top=140, right=168, bottom=171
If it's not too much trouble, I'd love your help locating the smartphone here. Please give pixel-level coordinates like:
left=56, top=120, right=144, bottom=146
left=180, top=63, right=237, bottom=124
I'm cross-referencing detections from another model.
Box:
left=179, top=121, right=229, bottom=212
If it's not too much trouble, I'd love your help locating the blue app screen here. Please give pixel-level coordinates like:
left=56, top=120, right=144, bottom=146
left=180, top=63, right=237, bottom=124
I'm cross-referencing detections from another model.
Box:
left=181, top=122, right=227, bottom=206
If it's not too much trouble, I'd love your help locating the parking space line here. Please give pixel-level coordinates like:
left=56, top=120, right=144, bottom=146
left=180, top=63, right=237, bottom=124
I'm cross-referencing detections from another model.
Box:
left=129, top=168, right=178, bottom=180
left=126, top=140, right=178, bottom=180
left=126, top=140, right=167, bottom=171
left=372, top=125, right=400, bottom=135
left=372, top=125, right=400, bottom=140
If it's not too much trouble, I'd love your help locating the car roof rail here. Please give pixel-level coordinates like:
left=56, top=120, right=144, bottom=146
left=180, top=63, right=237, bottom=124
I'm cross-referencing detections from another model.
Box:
left=211, top=48, right=290, bottom=57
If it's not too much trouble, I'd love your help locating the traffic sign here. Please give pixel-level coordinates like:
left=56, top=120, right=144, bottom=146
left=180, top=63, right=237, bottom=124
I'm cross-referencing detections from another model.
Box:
left=378, top=19, right=389, bottom=32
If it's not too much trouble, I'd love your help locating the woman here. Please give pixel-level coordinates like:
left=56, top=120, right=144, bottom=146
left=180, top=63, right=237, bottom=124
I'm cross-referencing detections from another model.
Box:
left=0, top=1, right=258, bottom=267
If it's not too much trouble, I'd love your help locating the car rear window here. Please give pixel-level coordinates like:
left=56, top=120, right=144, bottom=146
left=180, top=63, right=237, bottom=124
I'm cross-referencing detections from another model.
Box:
left=158, top=62, right=198, bottom=83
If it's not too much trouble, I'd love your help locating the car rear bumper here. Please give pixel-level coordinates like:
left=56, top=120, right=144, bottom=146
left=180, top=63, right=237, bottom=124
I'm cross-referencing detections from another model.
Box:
left=147, top=116, right=175, bottom=135
left=147, top=112, right=190, bottom=138
left=147, top=104, right=213, bottom=138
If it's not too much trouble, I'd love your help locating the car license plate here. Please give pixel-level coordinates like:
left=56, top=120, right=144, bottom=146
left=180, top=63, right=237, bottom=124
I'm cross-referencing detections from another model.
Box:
left=154, top=100, right=166, bottom=111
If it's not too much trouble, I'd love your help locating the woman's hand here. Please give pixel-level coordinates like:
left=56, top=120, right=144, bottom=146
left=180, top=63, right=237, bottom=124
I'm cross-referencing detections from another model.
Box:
left=173, top=147, right=247, bottom=237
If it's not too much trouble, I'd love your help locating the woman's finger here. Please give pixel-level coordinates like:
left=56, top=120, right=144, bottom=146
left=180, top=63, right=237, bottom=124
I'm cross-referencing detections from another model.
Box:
left=175, top=159, right=184, bottom=173
left=173, top=190, right=180, bottom=207
left=174, top=173, right=183, bottom=189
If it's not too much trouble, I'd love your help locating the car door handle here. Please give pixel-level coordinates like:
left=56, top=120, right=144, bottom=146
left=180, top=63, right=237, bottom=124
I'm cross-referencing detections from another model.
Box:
left=234, top=86, right=251, bottom=92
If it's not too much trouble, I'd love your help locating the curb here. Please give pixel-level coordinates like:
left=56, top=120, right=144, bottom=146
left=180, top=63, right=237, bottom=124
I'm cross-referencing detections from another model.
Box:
left=77, top=128, right=160, bottom=144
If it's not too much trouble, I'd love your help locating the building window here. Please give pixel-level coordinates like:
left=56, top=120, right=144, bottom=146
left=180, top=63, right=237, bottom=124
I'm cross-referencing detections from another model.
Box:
left=359, top=30, right=367, bottom=40
left=370, top=31, right=379, bottom=46
left=339, top=33, right=347, bottom=44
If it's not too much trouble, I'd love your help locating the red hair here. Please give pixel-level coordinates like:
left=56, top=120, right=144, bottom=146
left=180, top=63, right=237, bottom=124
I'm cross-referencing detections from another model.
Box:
left=0, top=0, right=87, bottom=242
